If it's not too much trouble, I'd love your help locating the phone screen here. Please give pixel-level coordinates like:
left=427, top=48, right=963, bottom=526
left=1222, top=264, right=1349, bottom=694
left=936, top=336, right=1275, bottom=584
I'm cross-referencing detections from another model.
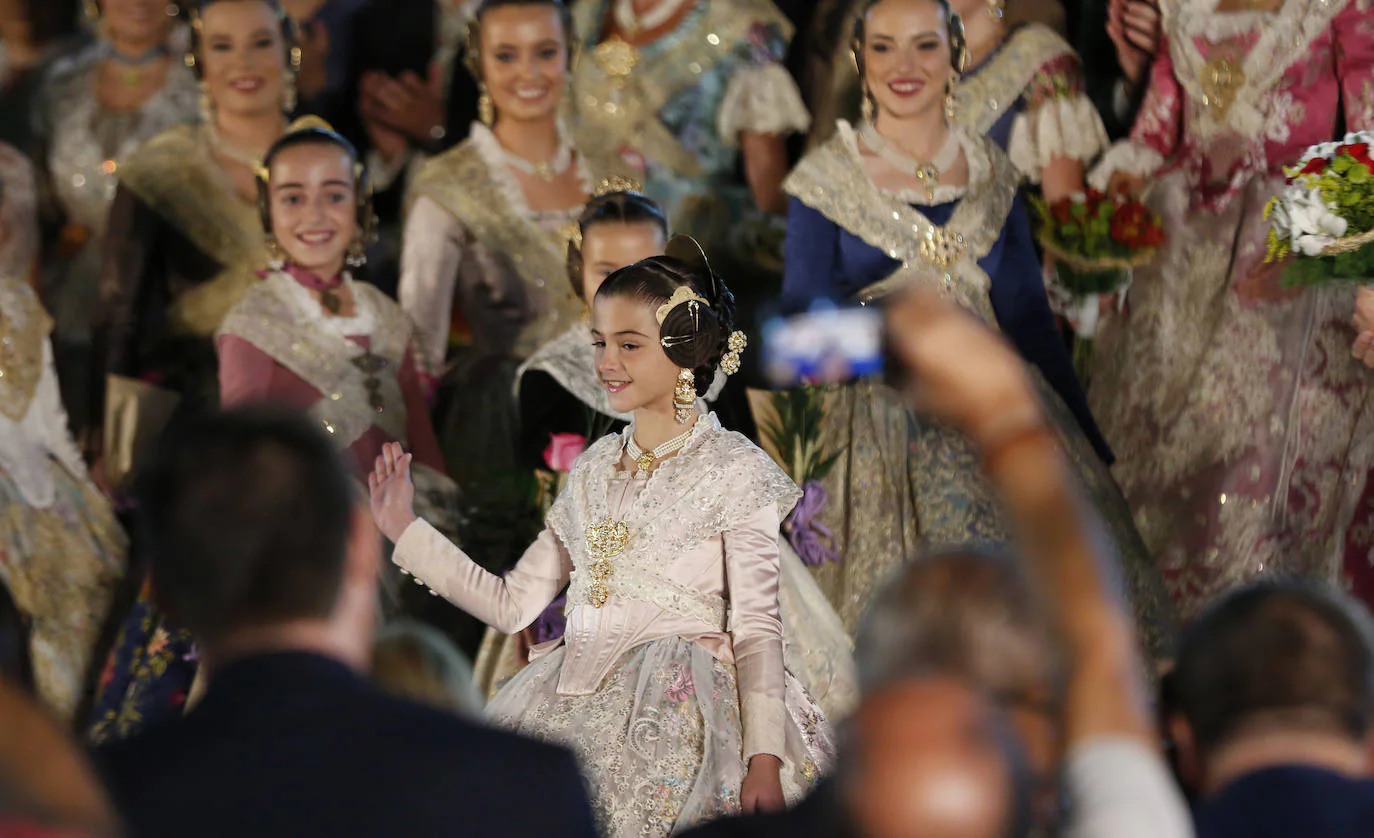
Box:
left=762, top=305, right=885, bottom=387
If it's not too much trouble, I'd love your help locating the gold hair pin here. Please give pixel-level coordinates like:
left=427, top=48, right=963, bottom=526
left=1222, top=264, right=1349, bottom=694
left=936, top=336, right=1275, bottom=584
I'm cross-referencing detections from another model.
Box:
left=655, top=285, right=707, bottom=327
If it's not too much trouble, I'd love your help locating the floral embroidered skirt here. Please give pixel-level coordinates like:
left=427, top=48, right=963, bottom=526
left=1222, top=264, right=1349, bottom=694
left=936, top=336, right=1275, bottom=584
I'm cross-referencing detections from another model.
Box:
left=0, top=463, right=124, bottom=721
left=487, top=636, right=834, bottom=837
left=87, top=578, right=197, bottom=744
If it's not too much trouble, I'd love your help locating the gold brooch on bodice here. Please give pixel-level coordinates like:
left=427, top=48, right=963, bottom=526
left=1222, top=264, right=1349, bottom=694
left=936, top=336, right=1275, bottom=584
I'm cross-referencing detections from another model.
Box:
left=584, top=517, right=630, bottom=607
left=594, top=36, right=639, bottom=86
left=1201, top=54, right=1245, bottom=116
left=918, top=227, right=968, bottom=267
left=350, top=350, right=389, bottom=413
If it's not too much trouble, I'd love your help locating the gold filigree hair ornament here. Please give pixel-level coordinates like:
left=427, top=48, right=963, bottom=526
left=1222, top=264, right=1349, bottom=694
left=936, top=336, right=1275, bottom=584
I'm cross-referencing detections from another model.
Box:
left=656, top=285, right=707, bottom=350
left=594, top=175, right=644, bottom=198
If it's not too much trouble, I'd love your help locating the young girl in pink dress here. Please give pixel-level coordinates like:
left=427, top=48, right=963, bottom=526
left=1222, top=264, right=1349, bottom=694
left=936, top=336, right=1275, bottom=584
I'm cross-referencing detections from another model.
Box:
left=369, top=238, right=835, bottom=836
left=217, top=117, right=446, bottom=484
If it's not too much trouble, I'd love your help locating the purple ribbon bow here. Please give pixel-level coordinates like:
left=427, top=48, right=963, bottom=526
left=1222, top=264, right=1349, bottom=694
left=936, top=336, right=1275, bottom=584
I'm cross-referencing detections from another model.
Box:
left=784, top=480, right=842, bottom=567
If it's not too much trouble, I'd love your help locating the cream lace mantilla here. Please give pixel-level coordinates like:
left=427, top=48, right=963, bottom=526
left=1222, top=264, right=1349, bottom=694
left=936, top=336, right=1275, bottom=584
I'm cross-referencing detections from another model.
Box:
left=547, top=414, right=801, bottom=627
left=217, top=272, right=412, bottom=448
left=1166, top=0, right=1350, bottom=141
left=784, top=121, right=1018, bottom=321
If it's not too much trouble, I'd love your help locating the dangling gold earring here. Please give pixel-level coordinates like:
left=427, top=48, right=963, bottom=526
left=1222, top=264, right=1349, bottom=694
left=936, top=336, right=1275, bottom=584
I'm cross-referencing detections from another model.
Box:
left=478, top=84, right=495, bottom=126
left=199, top=80, right=213, bottom=125
left=944, top=75, right=959, bottom=121
left=345, top=235, right=367, bottom=269
left=266, top=235, right=286, bottom=270
left=281, top=74, right=298, bottom=113
left=673, top=368, right=696, bottom=424
left=860, top=80, right=875, bottom=124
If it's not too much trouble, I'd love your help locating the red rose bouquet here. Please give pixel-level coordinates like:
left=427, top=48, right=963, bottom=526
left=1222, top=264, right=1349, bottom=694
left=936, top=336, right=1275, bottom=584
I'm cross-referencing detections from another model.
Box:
left=1031, top=190, right=1165, bottom=383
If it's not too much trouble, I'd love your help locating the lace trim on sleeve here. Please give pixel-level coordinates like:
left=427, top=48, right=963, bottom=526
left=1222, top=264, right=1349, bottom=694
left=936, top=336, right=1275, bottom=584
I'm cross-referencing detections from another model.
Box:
left=1088, top=141, right=1166, bottom=190
left=1007, top=93, right=1111, bottom=181
left=717, top=63, right=813, bottom=146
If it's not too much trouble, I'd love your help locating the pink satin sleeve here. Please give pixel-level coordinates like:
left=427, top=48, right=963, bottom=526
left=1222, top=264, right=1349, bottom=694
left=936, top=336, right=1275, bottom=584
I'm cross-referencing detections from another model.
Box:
left=1129, top=32, right=1184, bottom=160
left=393, top=519, right=570, bottom=634
left=216, top=334, right=277, bottom=407
left=724, top=505, right=787, bottom=762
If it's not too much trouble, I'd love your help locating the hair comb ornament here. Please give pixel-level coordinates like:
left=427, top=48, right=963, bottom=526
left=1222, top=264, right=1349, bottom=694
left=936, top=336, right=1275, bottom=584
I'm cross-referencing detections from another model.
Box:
left=594, top=175, right=644, bottom=198
left=655, top=285, right=708, bottom=328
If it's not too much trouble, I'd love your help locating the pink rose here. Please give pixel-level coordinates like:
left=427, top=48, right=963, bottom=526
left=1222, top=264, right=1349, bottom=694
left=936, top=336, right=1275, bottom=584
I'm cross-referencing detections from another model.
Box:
left=544, top=433, right=587, bottom=473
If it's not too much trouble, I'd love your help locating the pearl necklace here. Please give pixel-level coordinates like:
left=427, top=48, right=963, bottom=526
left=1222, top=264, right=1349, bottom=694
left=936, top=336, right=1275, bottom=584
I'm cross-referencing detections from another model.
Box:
left=612, top=0, right=691, bottom=37
left=624, top=424, right=693, bottom=474
left=205, top=122, right=267, bottom=173
left=859, top=121, right=962, bottom=201
left=501, top=139, right=574, bottom=182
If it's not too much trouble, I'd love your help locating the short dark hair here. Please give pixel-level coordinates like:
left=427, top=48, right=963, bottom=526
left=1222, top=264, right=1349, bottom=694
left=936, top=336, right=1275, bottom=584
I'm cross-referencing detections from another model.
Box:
left=855, top=546, right=1067, bottom=712
left=1173, top=580, right=1374, bottom=754
left=137, top=406, right=356, bottom=643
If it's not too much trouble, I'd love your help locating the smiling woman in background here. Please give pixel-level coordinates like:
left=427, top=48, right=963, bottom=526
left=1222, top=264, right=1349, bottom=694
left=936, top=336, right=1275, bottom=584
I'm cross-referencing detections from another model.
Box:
left=87, top=0, right=300, bottom=745
left=36, top=0, right=199, bottom=430
left=87, top=0, right=298, bottom=489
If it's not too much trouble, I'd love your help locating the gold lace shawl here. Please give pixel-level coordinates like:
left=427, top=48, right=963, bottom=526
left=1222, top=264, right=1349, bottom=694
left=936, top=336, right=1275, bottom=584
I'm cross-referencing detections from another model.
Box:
left=547, top=415, right=800, bottom=625
left=116, top=124, right=270, bottom=338
left=783, top=123, right=1019, bottom=321
left=570, top=0, right=793, bottom=176
left=952, top=24, right=1074, bottom=136
left=410, top=142, right=621, bottom=356
left=217, top=273, right=413, bottom=448
left=0, top=280, right=51, bottom=422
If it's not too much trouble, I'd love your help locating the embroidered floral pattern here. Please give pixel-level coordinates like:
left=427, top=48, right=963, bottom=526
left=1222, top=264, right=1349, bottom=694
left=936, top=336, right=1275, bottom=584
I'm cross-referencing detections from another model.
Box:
left=486, top=637, right=831, bottom=835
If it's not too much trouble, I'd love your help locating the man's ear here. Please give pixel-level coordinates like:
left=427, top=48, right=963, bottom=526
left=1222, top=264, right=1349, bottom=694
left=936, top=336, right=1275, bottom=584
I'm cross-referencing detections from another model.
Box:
left=1167, top=713, right=1203, bottom=796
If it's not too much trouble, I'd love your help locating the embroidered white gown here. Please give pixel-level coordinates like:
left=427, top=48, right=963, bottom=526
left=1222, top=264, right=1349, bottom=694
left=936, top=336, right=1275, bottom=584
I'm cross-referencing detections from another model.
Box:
left=392, top=414, right=835, bottom=836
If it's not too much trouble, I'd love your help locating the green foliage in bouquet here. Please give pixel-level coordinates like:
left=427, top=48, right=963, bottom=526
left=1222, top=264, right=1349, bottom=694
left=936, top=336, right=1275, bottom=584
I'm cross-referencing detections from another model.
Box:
left=1030, top=191, right=1162, bottom=297
left=760, top=386, right=840, bottom=486
left=1266, top=138, right=1374, bottom=288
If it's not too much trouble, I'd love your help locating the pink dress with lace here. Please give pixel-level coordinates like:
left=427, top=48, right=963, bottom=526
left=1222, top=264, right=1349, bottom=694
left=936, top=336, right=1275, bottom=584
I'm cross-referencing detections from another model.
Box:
left=1088, top=0, right=1374, bottom=613
left=391, top=414, right=833, bottom=836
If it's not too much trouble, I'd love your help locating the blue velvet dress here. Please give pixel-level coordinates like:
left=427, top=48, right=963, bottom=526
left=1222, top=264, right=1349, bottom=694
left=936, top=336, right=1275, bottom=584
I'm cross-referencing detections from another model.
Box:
left=778, top=124, right=1174, bottom=655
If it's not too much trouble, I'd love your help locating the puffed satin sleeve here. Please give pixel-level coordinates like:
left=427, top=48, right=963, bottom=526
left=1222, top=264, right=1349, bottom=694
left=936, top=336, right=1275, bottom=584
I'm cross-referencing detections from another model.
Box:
left=393, top=518, right=570, bottom=633
left=398, top=196, right=465, bottom=376
left=724, top=504, right=787, bottom=762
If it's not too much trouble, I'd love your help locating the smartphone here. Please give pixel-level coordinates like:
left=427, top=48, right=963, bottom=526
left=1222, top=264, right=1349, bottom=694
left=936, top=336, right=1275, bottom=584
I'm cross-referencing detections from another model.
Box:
left=762, top=304, right=885, bottom=387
